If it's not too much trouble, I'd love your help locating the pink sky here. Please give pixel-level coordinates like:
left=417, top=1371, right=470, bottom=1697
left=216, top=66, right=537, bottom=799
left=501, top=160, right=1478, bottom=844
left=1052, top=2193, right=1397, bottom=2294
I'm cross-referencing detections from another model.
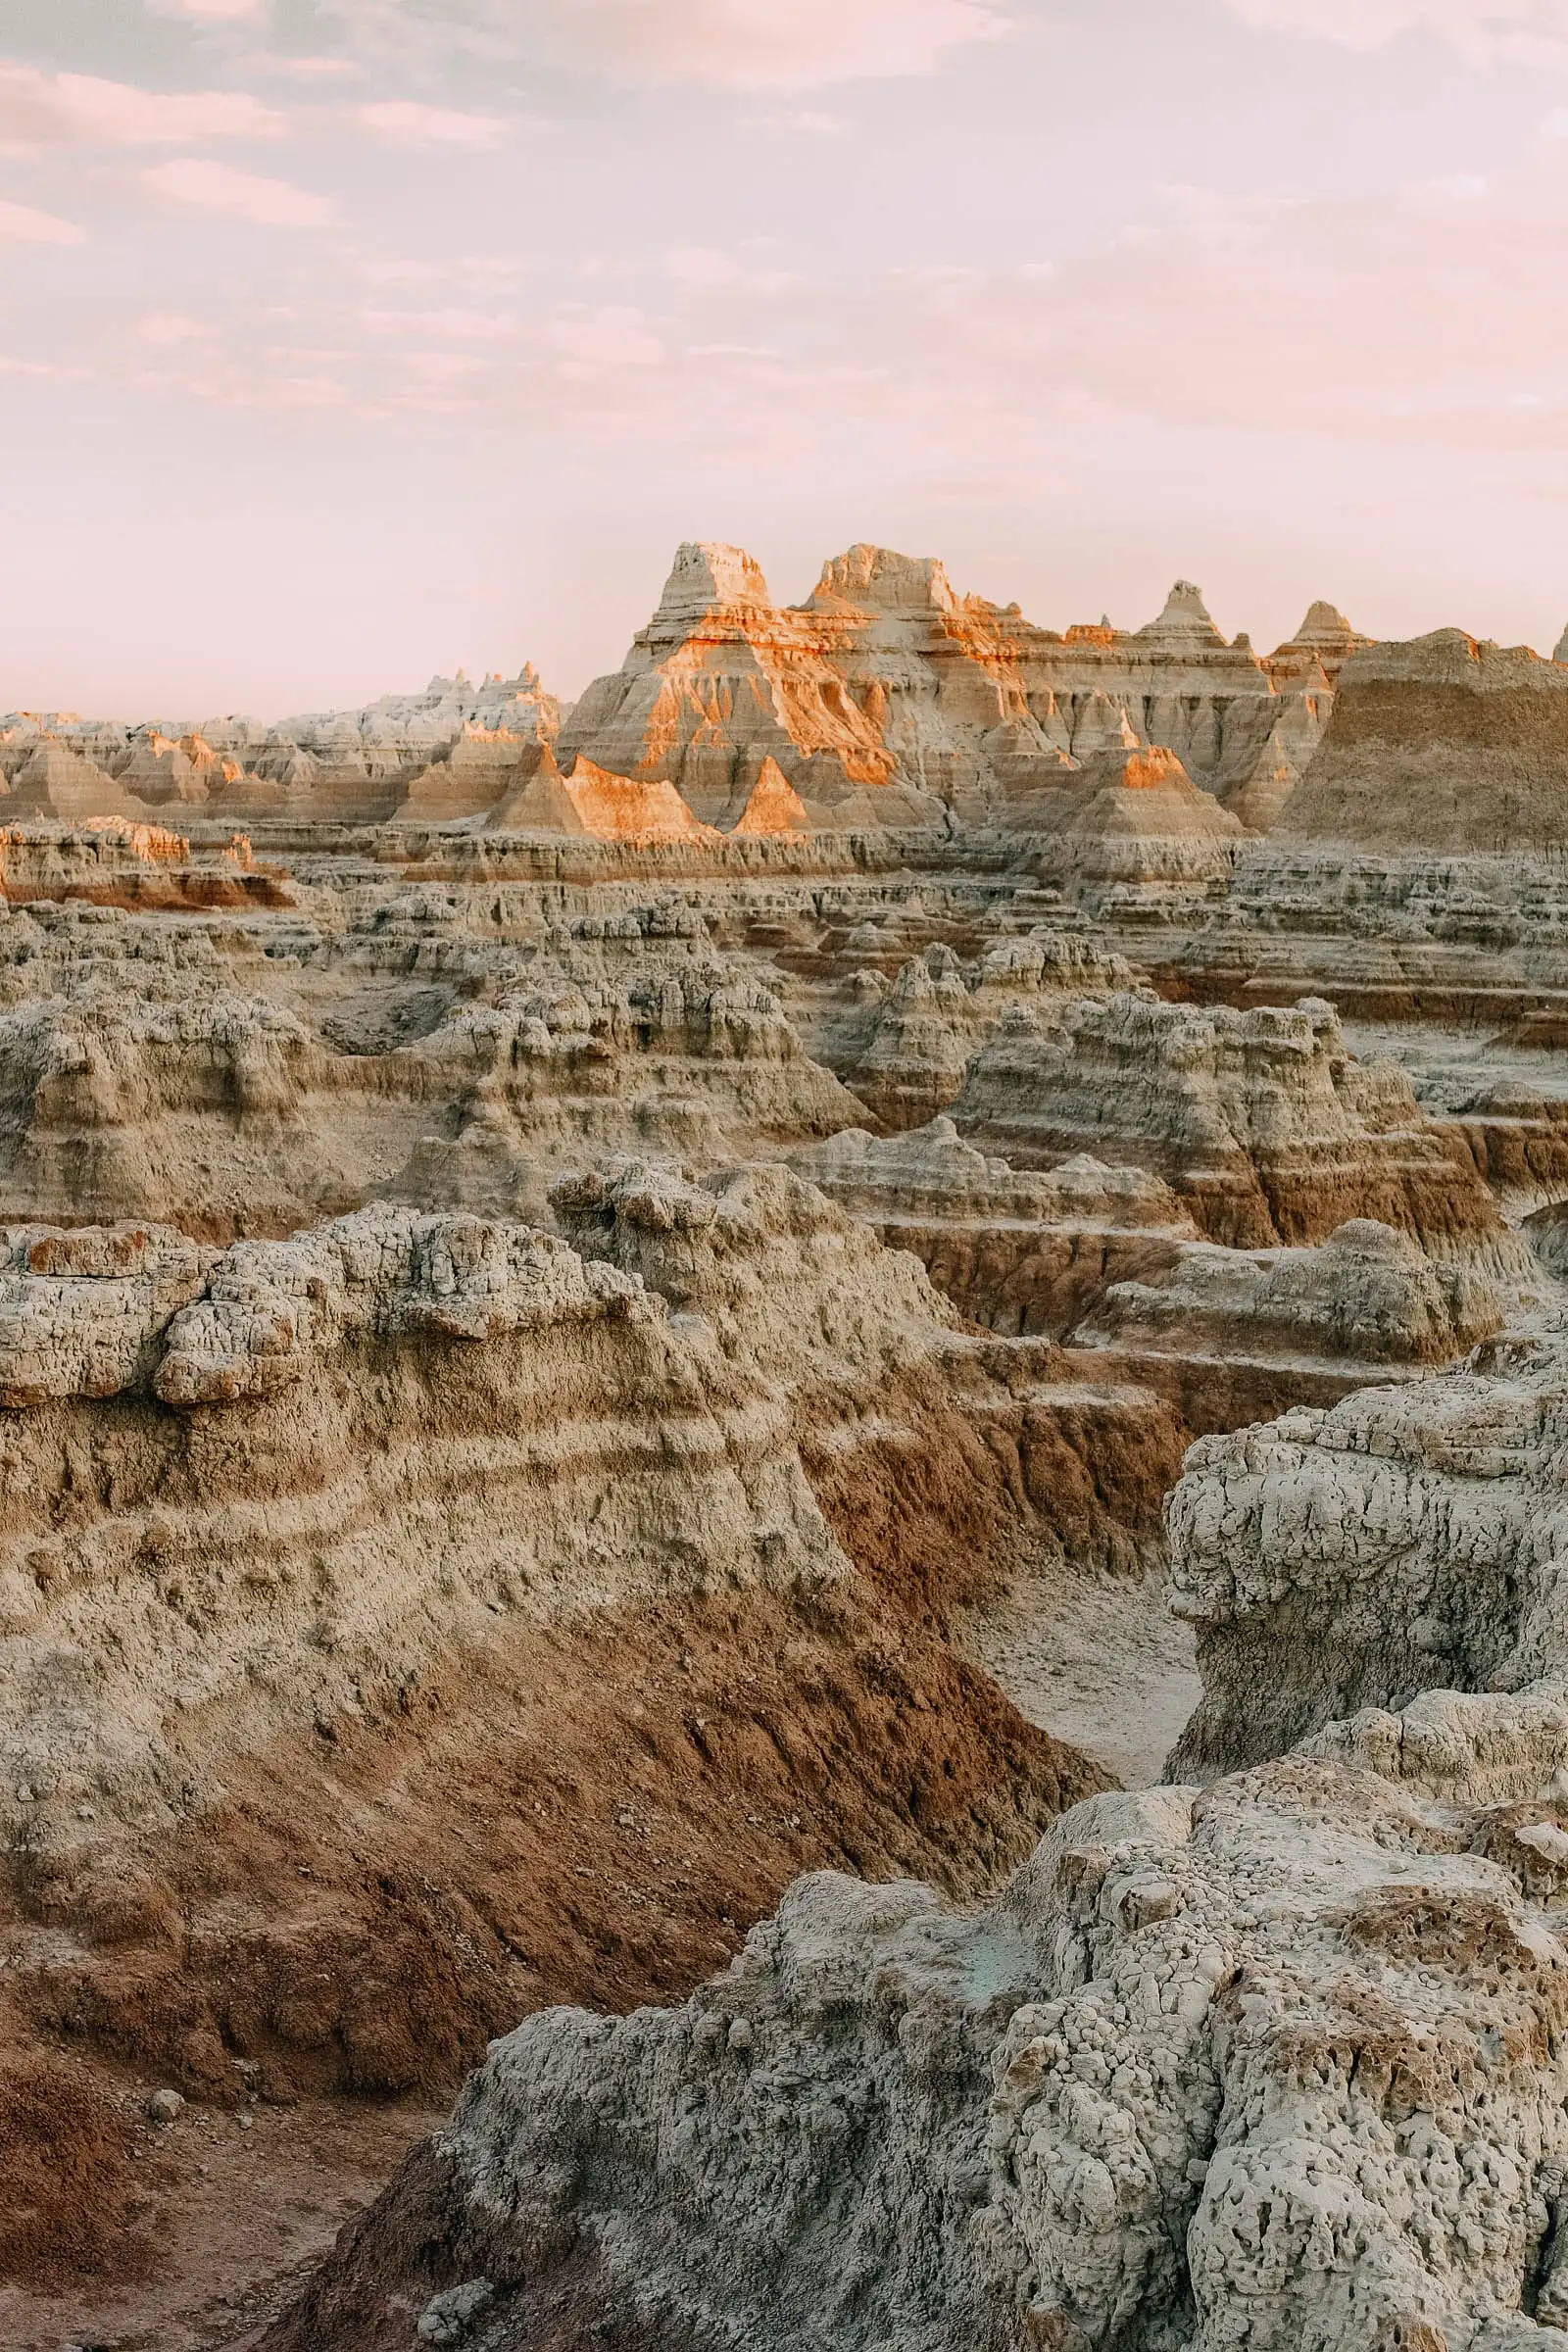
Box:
left=4, top=0, right=1568, bottom=715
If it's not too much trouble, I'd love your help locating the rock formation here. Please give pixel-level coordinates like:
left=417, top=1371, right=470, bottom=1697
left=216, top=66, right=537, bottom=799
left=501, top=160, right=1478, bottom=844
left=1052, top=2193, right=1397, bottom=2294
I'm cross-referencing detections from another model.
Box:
left=7, top=550, right=1568, bottom=2352
left=1166, top=1327, right=1568, bottom=1780
left=953, top=989, right=1524, bottom=1259
left=3, top=552, right=1359, bottom=838
left=794, top=1118, right=1197, bottom=1340
left=0, top=911, right=874, bottom=1236
left=1004, top=745, right=1247, bottom=918
left=1278, top=630, right=1568, bottom=853
left=559, top=542, right=938, bottom=831
left=269, top=1718, right=1568, bottom=2352
left=829, top=930, right=1134, bottom=1130
left=0, top=1165, right=1191, bottom=2290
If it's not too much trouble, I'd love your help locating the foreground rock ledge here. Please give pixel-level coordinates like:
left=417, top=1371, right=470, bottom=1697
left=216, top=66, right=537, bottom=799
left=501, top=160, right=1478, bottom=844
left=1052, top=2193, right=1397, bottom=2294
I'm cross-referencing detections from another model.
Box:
left=265, top=1330, right=1568, bottom=2352
left=266, top=1716, right=1568, bottom=2352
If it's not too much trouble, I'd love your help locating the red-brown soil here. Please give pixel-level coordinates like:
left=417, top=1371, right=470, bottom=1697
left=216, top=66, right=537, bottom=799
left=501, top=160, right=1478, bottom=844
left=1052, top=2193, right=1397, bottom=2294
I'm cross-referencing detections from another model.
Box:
left=0, top=1350, right=1190, bottom=2344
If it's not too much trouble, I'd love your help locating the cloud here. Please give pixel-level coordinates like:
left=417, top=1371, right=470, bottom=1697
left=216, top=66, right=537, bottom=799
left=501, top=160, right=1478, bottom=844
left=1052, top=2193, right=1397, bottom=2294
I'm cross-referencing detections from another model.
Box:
left=539, top=0, right=1010, bottom=85
left=150, top=0, right=270, bottom=20
left=744, top=108, right=848, bottom=134
left=0, top=64, right=284, bottom=145
left=136, top=313, right=211, bottom=344
left=239, top=54, right=361, bottom=79
left=1222, top=0, right=1568, bottom=62
left=360, top=305, right=522, bottom=339
left=0, top=197, right=85, bottom=243
left=316, top=0, right=1009, bottom=86
left=663, top=244, right=746, bottom=287
left=546, top=306, right=664, bottom=366
left=354, top=99, right=505, bottom=144
left=143, top=157, right=334, bottom=225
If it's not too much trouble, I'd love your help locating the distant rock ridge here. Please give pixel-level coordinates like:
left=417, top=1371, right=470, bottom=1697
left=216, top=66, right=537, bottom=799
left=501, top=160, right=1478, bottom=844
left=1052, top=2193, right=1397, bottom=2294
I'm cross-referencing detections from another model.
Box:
left=1279, top=626, right=1568, bottom=852
left=547, top=542, right=1361, bottom=834
left=2, top=549, right=1365, bottom=835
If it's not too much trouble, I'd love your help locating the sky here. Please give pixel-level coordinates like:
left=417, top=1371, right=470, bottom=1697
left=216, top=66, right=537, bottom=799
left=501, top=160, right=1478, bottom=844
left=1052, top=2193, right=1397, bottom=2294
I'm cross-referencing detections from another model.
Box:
left=5, top=0, right=1568, bottom=717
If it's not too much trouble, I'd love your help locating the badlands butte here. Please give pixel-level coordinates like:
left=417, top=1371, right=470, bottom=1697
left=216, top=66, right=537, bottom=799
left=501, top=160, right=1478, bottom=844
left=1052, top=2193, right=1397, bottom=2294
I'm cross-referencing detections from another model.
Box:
left=7, top=543, right=1568, bottom=2352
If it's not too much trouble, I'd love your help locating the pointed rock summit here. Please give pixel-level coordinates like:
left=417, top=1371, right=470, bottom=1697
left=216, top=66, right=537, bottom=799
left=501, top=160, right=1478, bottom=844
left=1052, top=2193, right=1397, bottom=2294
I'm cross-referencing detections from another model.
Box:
left=729, top=757, right=811, bottom=837
left=562, top=758, right=713, bottom=844
left=1267, top=601, right=1373, bottom=688
left=651, top=541, right=774, bottom=630
left=807, top=543, right=958, bottom=615
left=484, top=744, right=589, bottom=834
left=1138, top=580, right=1226, bottom=646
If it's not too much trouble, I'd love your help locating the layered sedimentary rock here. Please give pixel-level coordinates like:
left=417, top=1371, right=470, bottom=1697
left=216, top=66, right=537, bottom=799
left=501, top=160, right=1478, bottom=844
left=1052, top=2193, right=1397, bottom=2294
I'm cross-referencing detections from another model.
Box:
left=1166, top=1329, right=1568, bottom=1779
left=1081, top=1216, right=1500, bottom=1369
left=0, top=1167, right=1190, bottom=2290
left=829, top=930, right=1134, bottom=1130
left=1265, top=599, right=1375, bottom=688
left=272, top=1715, right=1568, bottom=2352
left=0, top=920, right=870, bottom=1235
left=3, top=736, right=141, bottom=823
left=266, top=1273, right=1568, bottom=2352
left=794, top=1119, right=1196, bottom=1340
left=796, top=1119, right=1499, bottom=1429
left=4, top=556, right=1354, bottom=837
left=558, top=548, right=1343, bottom=837
left=559, top=543, right=937, bottom=831
left=1002, top=580, right=1341, bottom=825
left=953, top=988, right=1521, bottom=1257
left=17, top=553, right=1568, bottom=2350
left=1005, top=745, right=1247, bottom=918
left=1073, top=1215, right=1503, bottom=1431
left=0, top=665, right=564, bottom=830
left=794, top=543, right=1079, bottom=824
left=1279, top=630, right=1568, bottom=853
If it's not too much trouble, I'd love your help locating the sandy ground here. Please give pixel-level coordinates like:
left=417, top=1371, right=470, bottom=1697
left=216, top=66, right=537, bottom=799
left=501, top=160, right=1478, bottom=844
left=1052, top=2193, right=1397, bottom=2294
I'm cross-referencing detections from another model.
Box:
left=960, top=1562, right=1201, bottom=1788
left=1, top=2095, right=442, bottom=2352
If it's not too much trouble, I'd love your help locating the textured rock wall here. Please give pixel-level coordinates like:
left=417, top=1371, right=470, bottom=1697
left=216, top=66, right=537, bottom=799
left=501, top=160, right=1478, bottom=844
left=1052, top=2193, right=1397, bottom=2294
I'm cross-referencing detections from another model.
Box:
left=954, top=989, right=1523, bottom=1259
left=1280, top=631, right=1568, bottom=854
left=1165, top=1332, right=1568, bottom=1780
left=271, top=1728, right=1568, bottom=2352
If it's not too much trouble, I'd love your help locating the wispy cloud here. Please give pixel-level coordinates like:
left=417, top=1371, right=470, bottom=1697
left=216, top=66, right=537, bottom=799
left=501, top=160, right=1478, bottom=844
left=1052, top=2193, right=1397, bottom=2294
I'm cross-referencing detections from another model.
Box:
left=546, top=305, right=664, bottom=367
left=0, top=197, right=85, bottom=243
left=317, top=0, right=1010, bottom=86
left=143, top=158, right=334, bottom=225
left=0, top=64, right=284, bottom=145
left=532, top=0, right=1012, bottom=87
left=744, top=108, right=848, bottom=135
left=360, top=304, right=523, bottom=339
left=354, top=98, right=505, bottom=144
left=1223, top=0, right=1568, bottom=63
left=149, top=0, right=270, bottom=20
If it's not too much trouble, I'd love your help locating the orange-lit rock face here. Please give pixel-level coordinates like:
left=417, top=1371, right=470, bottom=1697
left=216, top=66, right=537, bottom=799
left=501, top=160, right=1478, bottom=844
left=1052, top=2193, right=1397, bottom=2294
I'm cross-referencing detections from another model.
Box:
left=76, top=815, right=191, bottom=864
left=0, top=553, right=1362, bottom=837
left=799, top=543, right=1072, bottom=821
left=562, top=543, right=906, bottom=827
left=1119, top=746, right=1195, bottom=792
left=729, top=756, right=811, bottom=837
left=563, top=756, right=714, bottom=844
